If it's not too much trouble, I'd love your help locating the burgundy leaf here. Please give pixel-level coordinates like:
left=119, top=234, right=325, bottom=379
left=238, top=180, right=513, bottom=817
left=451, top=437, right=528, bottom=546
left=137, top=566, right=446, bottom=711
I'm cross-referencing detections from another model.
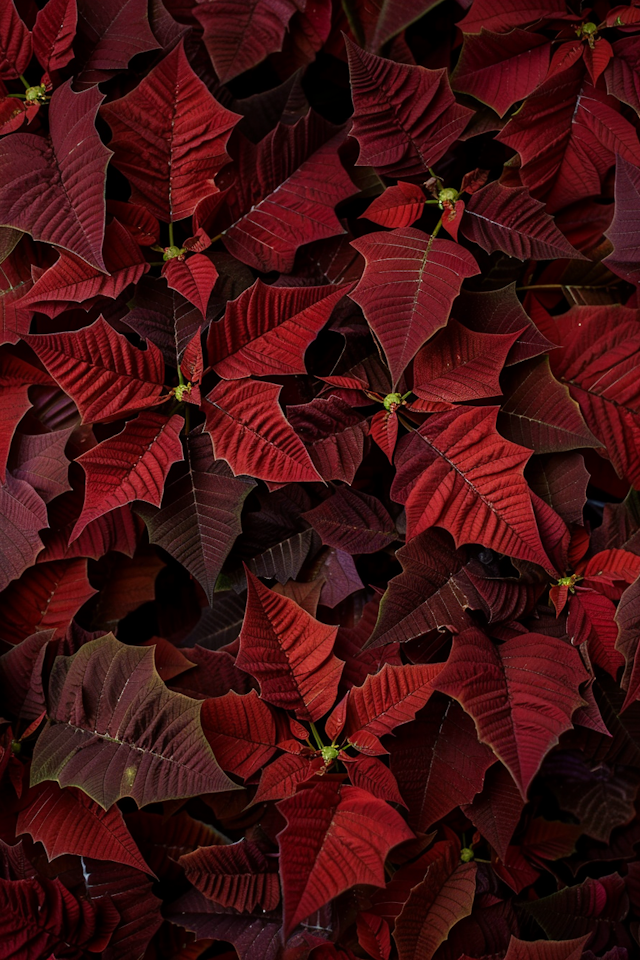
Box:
left=457, top=0, right=566, bottom=33
left=73, top=0, right=159, bottom=88
left=33, top=0, right=77, bottom=73
left=0, top=81, right=110, bottom=270
left=31, top=633, right=238, bottom=807
left=361, top=182, right=426, bottom=229
left=277, top=780, right=414, bottom=938
left=163, top=254, right=219, bottom=318
left=346, top=38, right=473, bottom=178
left=0, top=558, right=96, bottom=645
left=102, top=40, right=240, bottom=222
left=71, top=412, right=184, bottom=541
left=350, top=228, right=480, bottom=385
left=0, top=475, right=48, bottom=593
left=0, top=1, right=32, bottom=79
left=286, top=396, right=369, bottom=484
left=433, top=627, right=589, bottom=796
left=200, top=690, right=279, bottom=780
left=302, top=487, right=396, bottom=555
left=236, top=568, right=343, bottom=721
left=180, top=838, right=280, bottom=912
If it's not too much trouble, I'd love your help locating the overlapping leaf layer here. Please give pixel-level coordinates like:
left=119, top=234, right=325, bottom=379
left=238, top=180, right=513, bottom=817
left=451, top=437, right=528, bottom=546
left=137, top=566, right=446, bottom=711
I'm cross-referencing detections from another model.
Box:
left=1, top=1, right=640, bottom=958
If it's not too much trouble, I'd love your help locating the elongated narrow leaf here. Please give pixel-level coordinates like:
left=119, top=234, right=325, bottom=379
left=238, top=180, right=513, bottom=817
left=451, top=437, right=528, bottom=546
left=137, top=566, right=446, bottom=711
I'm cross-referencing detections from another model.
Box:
left=31, top=633, right=238, bottom=808
left=102, top=41, right=240, bottom=222
left=0, top=2, right=31, bottom=79
left=33, top=0, right=77, bottom=73
left=277, top=780, right=414, bottom=938
left=393, top=405, right=554, bottom=571
left=462, top=181, right=582, bottom=260
left=204, top=378, right=321, bottom=483
left=163, top=254, right=219, bottom=318
left=604, top=155, right=640, bottom=283
left=74, top=0, right=159, bottom=88
left=346, top=38, right=473, bottom=178
left=71, top=412, right=184, bottom=541
left=25, top=316, right=165, bottom=424
left=17, top=781, right=152, bottom=874
left=139, top=432, right=255, bottom=603
left=180, top=839, right=280, bottom=912
left=0, top=475, right=48, bottom=593
left=434, top=628, right=588, bottom=796
left=302, top=486, right=396, bottom=554
left=236, top=568, right=343, bottom=721
left=209, top=280, right=349, bottom=379
left=350, top=228, right=479, bottom=385
left=194, top=0, right=303, bottom=82
left=0, top=81, right=110, bottom=270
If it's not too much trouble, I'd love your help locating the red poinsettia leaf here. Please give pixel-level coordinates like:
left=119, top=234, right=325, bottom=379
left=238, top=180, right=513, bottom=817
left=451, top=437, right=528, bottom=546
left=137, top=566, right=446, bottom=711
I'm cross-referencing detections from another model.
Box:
left=568, top=588, right=623, bottom=679
left=604, top=155, right=640, bottom=284
left=0, top=558, right=97, bottom=645
left=343, top=753, right=405, bottom=806
left=252, top=752, right=325, bottom=804
left=584, top=37, right=613, bottom=86
left=216, top=112, right=356, bottom=273
left=462, top=181, right=583, bottom=260
left=503, top=936, right=590, bottom=960
left=393, top=406, right=555, bottom=571
left=361, top=183, right=426, bottom=229
left=413, top=318, right=520, bottom=405
left=390, top=696, right=495, bottom=832
left=616, top=577, right=640, bottom=710
left=357, top=912, right=391, bottom=960
left=433, top=627, right=589, bottom=797
left=24, top=219, right=149, bottom=316
left=346, top=38, right=473, bottom=178
left=350, top=228, right=480, bottom=386
left=277, top=780, right=414, bottom=938
left=194, top=0, right=303, bottom=82
left=521, top=874, right=627, bottom=950
left=458, top=282, right=555, bottom=366
left=73, top=0, right=159, bottom=89
left=209, top=280, right=350, bottom=379
left=70, top=411, right=183, bottom=541
left=457, top=0, right=565, bottom=34
left=236, top=568, right=343, bottom=721
left=162, top=254, right=219, bottom=318
left=0, top=474, right=48, bottom=593
left=303, top=487, right=396, bottom=555
left=393, top=840, right=477, bottom=960
left=370, top=408, right=399, bottom=463
left=31, top=633, right=238, bottom=808
left=200, top=690, right=280, bottom=780
left=463, top=761, right=525, bottom=860
left=0, top=81, right=110, bottom=270
left=101, top=40, right=240, bottom=223
left=0, top=1, right=32, bottom=79
left=24, top=316, right=166, bottom=424
left=204, top=378, right=321, bottom=483
left=17, top=781, right=152, bottom=874
left=180, top=838, right=280, bottom=913
left=451, top=29, right=551, bottom=118
left=287, top=396, right=369, bottom=484
left=0, top=874, right=119, bottom=959
left=9, top=426, right=73, bottom=502
left=32, top=0, right=77, bottom=73
left=499, top=356, right=600, bottom=454
left=540, top=304, right=640, bottom=487
left=138, top=432, right=254, bottom=603
left=107, top=199, right=159, bottom=247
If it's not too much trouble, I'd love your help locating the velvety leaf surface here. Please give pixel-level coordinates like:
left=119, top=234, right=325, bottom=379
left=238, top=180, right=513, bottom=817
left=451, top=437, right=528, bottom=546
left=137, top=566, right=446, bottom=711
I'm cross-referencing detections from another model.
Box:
left=302, top=486, right=396, bottom=554
left=74, top=0, right=159, bottom=88
left=180, top=838, right=280, bottom=912
left=31, top=633, right=237, bottom=807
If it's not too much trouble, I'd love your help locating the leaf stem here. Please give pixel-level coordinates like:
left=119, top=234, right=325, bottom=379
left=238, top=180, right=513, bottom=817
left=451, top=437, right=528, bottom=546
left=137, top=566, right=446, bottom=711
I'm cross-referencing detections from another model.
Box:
left=309, top=721, right=325, bottom=751
left=19, top=75, right=30, bottom=90
left=423, top=199, right=440, bottom=205
left=431, top=217, right=443, bottom=239
left=168, top=222, right=175, bottom=247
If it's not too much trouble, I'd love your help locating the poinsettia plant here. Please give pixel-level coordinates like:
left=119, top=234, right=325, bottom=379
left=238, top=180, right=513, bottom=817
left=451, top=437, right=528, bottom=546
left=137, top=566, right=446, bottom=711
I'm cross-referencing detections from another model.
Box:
left=3, top=0, right=640, bottom=958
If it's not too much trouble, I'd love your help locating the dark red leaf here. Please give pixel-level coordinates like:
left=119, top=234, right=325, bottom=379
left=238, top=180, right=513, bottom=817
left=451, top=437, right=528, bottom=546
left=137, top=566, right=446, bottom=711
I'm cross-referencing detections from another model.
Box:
left=302, top=486, right=396, bottom=555
left=73, top=0, right=159, bottom=88
left=180, top=839, right=280, bottom=912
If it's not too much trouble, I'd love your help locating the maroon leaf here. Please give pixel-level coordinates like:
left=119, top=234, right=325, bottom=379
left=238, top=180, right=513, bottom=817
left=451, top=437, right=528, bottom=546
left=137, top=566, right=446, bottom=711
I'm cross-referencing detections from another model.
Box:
left=31, top=633, right=238, bottom=807
left=457, top=0, right=566, bottom=34
left=433, top=627, right=589, bottom=797
left=277, top=780, right=414, bottom=938
left=0, top=558, right=96, bottom=645
left=0, top=1, right=32, bottom=79
left=286, top=396, right=369, bottom=484
left=451, top=29, right=551, bottom=118
left=194, top=0, right=304, bottom=82
left=236, top=568, right=343, bottom=721
left=350, top=228, right=480, bottom=385
left=346, top=38, right=473, bottom=178
left=362, top=182, right=426, bottom=229
left=393, top=406, right=555, bottom=571
left=204, top=378, right=321, bottom=483
left=344, top=754, right=405, bottom=805
left=33, top=0, right=77, bottom=74
left=180, top=838, right=280, bottom=912
left=73, top=0, right=159, bottom=89
left=302, top=487, right=396, bottom=555
left=163, top=254, right=219, bottom=318
left=0, top=81, right=110, bottom=270
left=71, top=412, right=184, bottom=541
left=604, top=155, right=640, bottom=283
left=25, top=316, right=166, bottom=424
left=17, top=781, right=151, bottom=874
left=200, top=690, right=279, bottom=780
left=521, top=874, right=628, bottom=952
left=102, top=41, right=239, bottom=222
left=0, top=475, right=48, bottom=593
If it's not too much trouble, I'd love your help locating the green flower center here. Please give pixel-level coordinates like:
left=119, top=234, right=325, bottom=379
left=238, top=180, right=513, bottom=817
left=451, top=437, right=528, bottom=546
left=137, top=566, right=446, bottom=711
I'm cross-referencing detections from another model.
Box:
left=460, top=847, right=475, bottom=862
left=321, top=745, right=340, bottom=763
left=383, top=392, right=404, bottom=411
left=163, top=245, right=186, bottom=261
left=25, top=85, right=47, bottom=102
